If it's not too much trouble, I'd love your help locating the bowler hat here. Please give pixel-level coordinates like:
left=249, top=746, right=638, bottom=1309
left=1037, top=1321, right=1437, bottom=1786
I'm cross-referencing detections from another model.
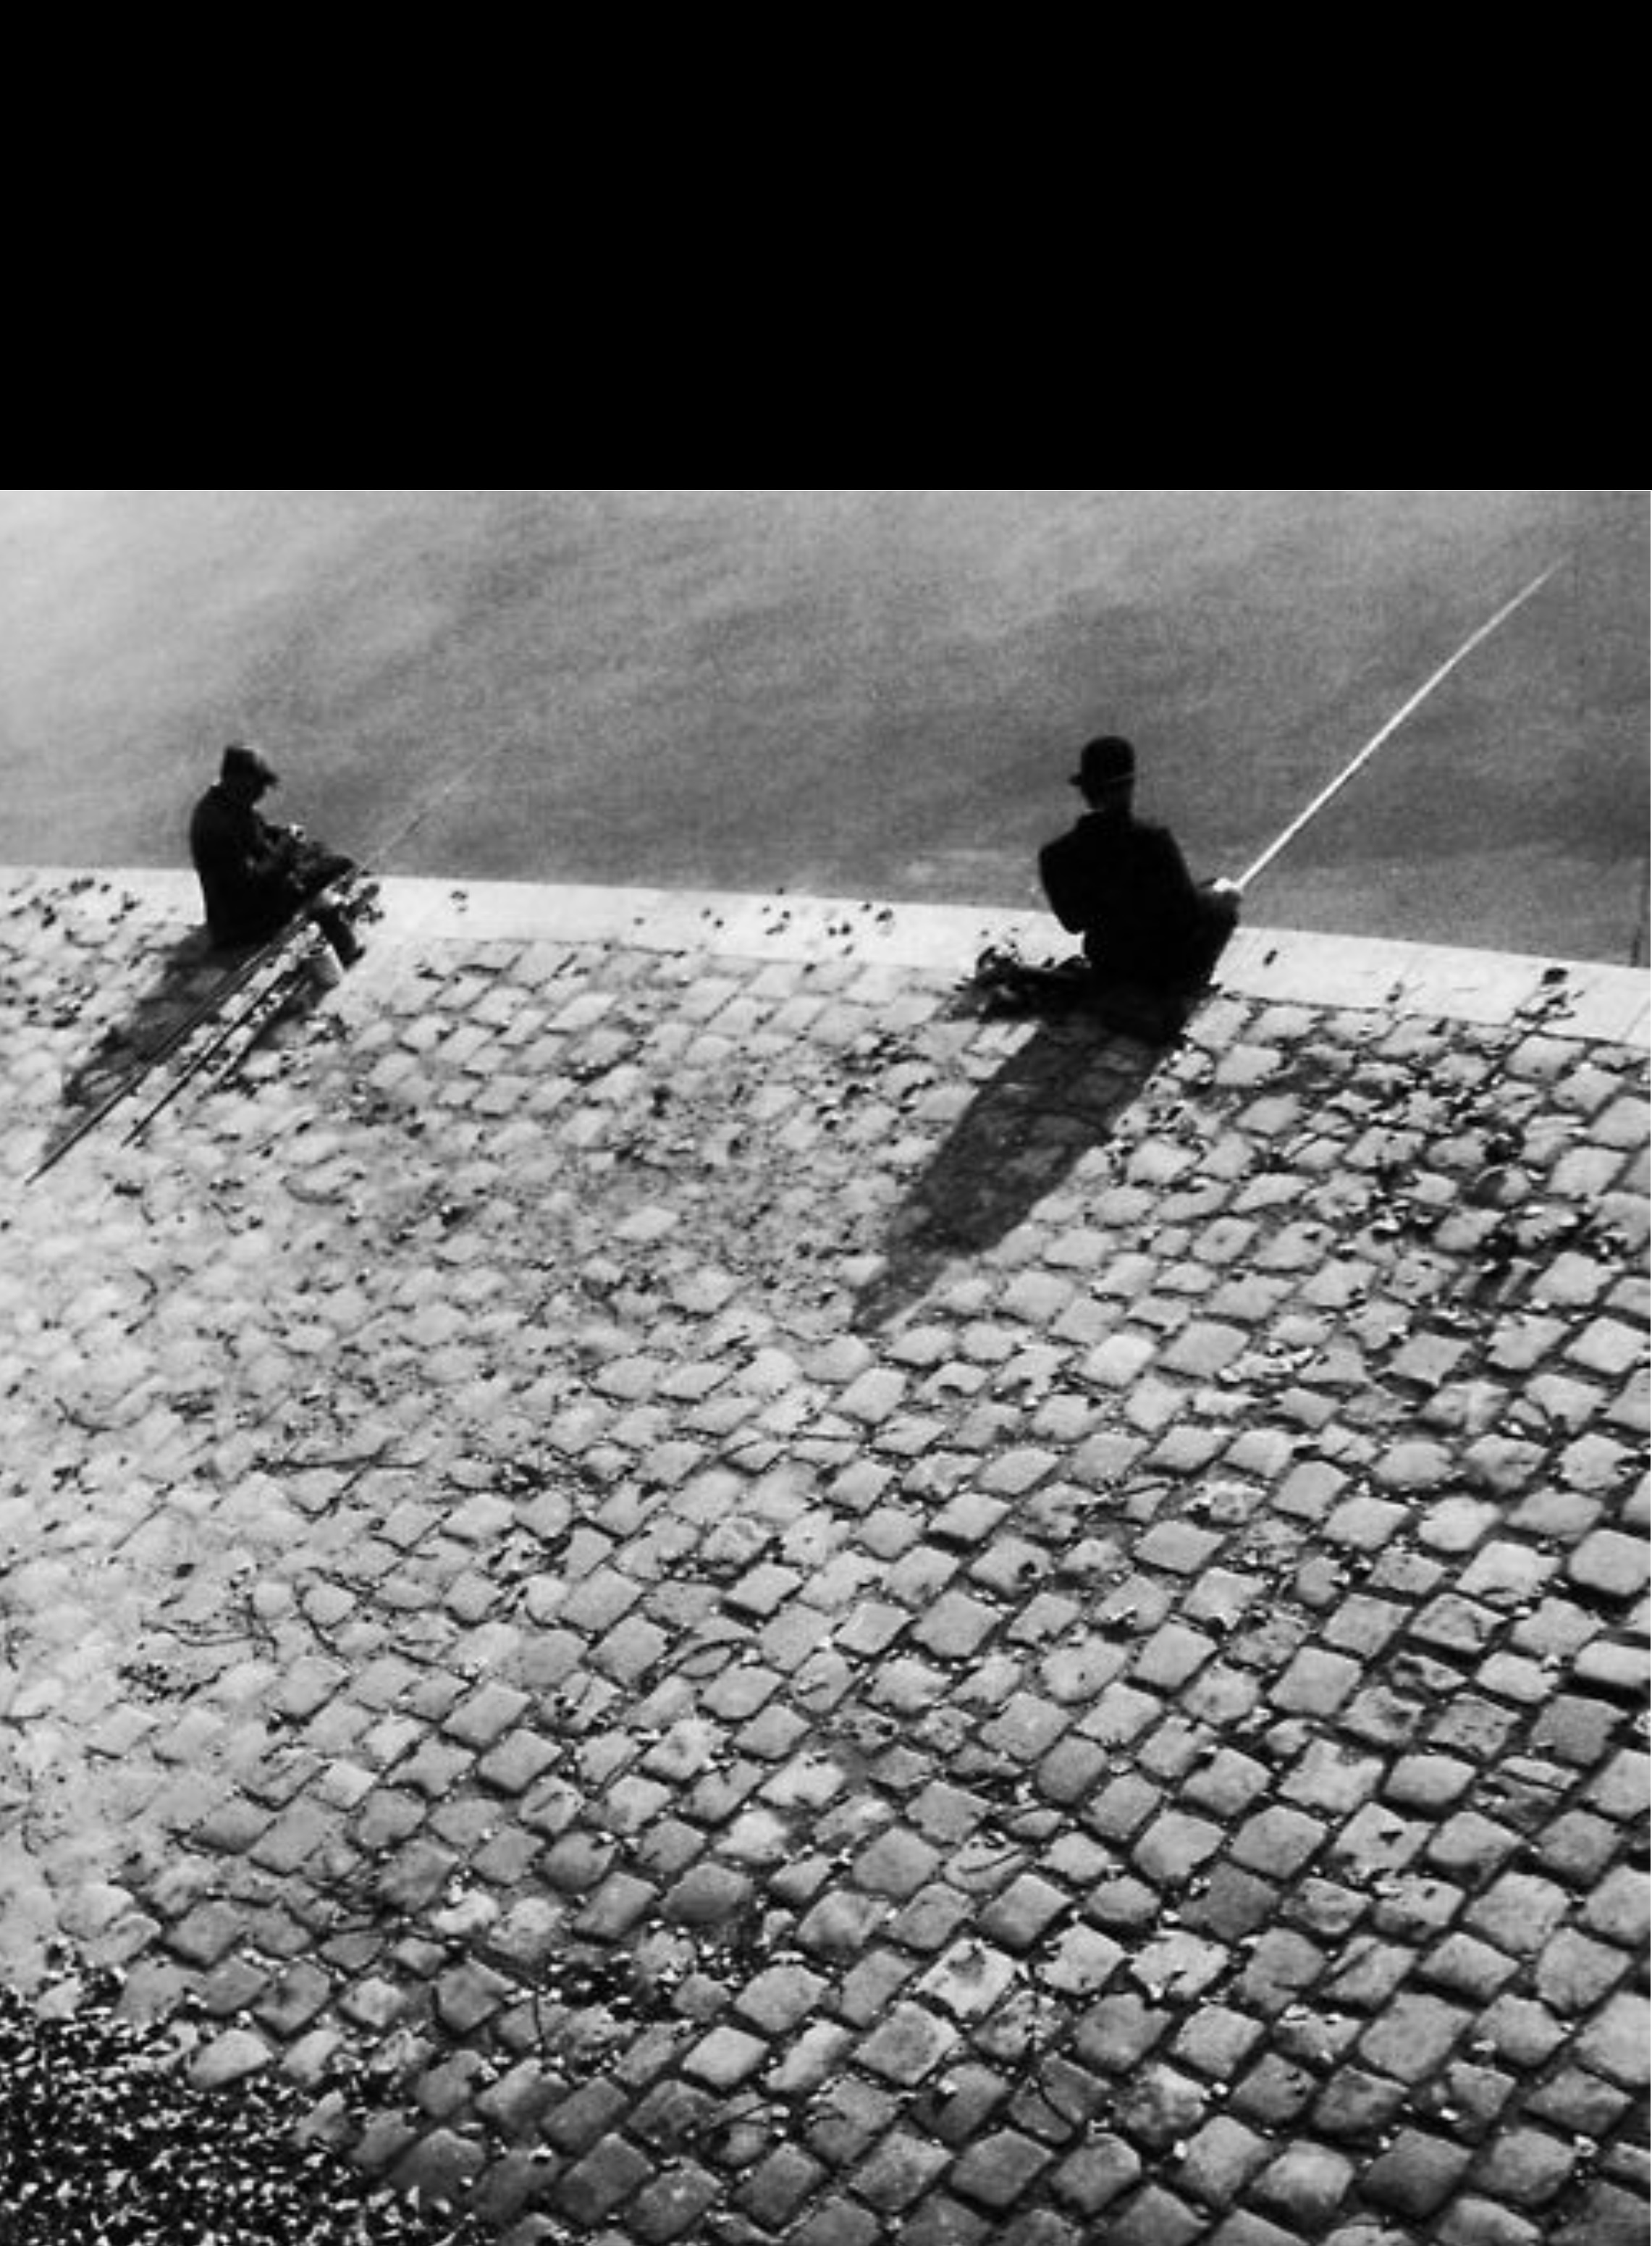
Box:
left=221, top=744, right=279, bottom=790
left=1072, top=735, right=1135, bottom=791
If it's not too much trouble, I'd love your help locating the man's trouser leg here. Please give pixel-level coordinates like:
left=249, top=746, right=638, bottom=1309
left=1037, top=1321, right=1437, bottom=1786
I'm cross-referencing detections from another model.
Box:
left=308, top=894, right=363, bottom=965
left=293, top=851, right=365, bottom=966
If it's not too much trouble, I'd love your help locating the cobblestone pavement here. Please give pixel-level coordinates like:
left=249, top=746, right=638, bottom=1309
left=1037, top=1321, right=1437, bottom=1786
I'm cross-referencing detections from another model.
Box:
left=1, top=870, right=1648, bottom=2246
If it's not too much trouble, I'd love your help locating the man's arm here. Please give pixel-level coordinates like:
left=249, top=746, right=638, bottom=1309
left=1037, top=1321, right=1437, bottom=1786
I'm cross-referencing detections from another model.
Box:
left=245, top=809, right=300, bottom=880
left=1142, top=823, right=1205, bottom=915
left=195, top=801, right=296, bottom=895
left=1039, top=836, right=1092, bottom=933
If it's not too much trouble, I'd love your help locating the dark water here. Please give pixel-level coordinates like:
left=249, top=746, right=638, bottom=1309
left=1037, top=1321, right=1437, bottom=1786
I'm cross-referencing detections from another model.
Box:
left=0, top=490, right=1644, bottom=960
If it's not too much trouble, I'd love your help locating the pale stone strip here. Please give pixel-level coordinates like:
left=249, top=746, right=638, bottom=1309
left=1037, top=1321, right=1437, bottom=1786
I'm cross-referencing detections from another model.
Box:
left=3, top=866, right=1645, bottom=1049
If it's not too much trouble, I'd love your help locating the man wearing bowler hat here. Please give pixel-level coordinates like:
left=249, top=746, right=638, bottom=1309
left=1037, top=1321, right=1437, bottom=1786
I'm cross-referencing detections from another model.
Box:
left=189, top=744, right=366, bottom=965
left=1037, top=734, right=1239, bottom=1038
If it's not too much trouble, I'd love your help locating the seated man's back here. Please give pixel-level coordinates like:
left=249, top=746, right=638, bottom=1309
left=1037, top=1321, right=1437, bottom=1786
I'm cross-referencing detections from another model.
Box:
left=1040, top=810, right=1209, bottom=984
left=1040, top=733, right=1236, bottom=999
left=189, top=742, right=364, bottom=965
left=190, top=757, right=297, bottom=946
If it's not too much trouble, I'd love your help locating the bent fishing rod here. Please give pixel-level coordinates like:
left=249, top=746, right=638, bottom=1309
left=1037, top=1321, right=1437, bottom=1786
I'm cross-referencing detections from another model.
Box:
left=1231, top=563, right=1559, bottom=898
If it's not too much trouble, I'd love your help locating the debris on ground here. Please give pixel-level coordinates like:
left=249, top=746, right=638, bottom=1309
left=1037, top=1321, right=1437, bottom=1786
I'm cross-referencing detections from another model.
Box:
left=0, top=1977, right=491, bottom=2245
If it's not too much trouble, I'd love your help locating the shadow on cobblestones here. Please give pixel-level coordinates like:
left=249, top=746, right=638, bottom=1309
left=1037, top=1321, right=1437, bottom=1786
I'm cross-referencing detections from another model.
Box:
left=54, top=930, right=226, bottom=1114
left=4, top=884, right=1649, bottom=2246
left=858, top=1003, right=1163, bottom=1329
left=47, top=932, right=335, bottom=1160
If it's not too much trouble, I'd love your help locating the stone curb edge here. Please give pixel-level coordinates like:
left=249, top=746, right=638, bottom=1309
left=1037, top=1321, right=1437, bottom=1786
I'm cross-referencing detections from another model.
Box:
left=7, top=865, right=1648, bottom=1049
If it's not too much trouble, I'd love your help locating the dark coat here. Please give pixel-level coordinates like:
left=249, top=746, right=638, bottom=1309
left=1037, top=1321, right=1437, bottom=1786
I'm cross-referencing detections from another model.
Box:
left=1039, top=809, right=1221, bottom=986
left=188, top=786, right=300, bottom=946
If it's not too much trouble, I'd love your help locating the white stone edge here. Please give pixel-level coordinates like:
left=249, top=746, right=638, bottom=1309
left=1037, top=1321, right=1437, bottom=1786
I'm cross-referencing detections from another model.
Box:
left=7, top=866, right=1647, bottom=1050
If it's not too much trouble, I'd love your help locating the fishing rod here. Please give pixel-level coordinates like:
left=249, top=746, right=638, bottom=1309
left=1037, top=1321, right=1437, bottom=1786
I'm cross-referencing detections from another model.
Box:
left=26, top=915, right=314, bottom=1183
left=1233, top=563, right=1559, bottom=896
left=33, top=558, right=1564, bottom=1174
left=57, top=733, right=507, bottom=1164
left=361, top=745, right=490, bottom=867
left=114, top=731, right=507, bottom=1124
left=25, top=733, right=481, bottom=1181
left=118, top=934, right=325, bottom=1149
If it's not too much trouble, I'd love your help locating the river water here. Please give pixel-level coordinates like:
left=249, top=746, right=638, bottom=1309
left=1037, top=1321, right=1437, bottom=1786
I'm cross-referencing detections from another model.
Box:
left=0, top=489, right=1644, bottom=961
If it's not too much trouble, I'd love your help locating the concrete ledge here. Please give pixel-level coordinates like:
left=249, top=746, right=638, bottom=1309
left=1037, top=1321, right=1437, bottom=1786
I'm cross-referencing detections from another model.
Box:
left=7, top=865, right=1645, bottom=1046
left=1218, top=925, right=1650, bottom=1046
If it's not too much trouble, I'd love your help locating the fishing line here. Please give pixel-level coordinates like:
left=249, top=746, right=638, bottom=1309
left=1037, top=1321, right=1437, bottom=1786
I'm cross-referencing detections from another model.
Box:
left=1236, top=564, right=1559, bottom=896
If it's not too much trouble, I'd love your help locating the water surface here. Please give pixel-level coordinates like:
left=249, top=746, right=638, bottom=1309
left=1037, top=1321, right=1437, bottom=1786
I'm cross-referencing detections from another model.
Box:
left=0, top=489, right=1643, bottom=960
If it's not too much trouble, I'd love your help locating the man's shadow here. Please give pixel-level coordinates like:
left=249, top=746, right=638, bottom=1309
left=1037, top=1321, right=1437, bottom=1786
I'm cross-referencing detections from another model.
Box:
left=854, top=962, right=1177, bottom=1330
left=53, top=926, right=330, bottom=1134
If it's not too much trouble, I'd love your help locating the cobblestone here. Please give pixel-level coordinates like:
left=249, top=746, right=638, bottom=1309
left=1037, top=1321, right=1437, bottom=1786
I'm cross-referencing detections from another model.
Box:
left=1, top=876, right=1646, bottom=2244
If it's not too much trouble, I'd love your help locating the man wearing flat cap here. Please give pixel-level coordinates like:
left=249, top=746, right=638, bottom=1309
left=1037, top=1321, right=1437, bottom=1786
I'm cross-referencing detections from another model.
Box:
left=189, top=744, right=364, bottom=964
left=1037, top=734, right=1238, bottom=1037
